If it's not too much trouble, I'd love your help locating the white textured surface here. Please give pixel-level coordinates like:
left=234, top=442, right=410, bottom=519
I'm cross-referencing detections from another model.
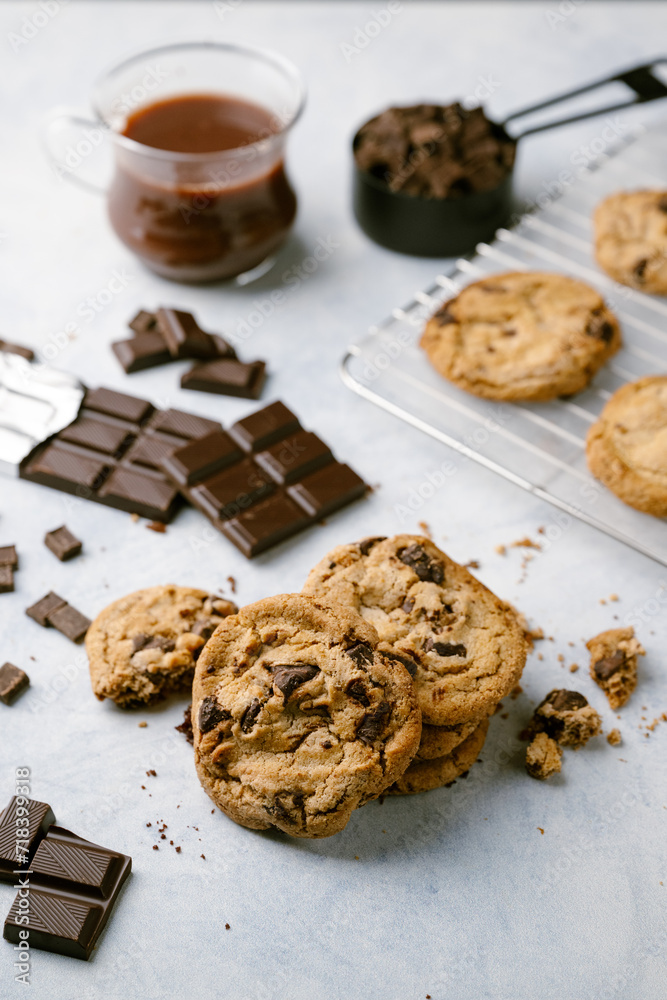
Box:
left=0, top=3, right=666, bottom=998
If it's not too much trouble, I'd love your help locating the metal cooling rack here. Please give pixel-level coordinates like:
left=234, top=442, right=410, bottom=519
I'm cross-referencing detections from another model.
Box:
left=341, top=122, right=667, bottom=567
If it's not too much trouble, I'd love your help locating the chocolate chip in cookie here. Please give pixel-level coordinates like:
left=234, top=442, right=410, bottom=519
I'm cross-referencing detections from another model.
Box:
left=586, top=626, right=645, bottom=709
left=522, top=689, right=601, bottom=749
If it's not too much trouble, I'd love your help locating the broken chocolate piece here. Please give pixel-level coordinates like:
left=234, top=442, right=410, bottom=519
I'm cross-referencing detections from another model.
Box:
left=47, top=603, right=91, bottom=643
left=156, top=308, right=219, bottom=360
left=0, top=663, right=29, bottom=704
left=3, top=825, right=131, bottom=960
left=112, top=333, right=172, bottom=373
left=0, top=566, right=14, bottom=593
left=26, top=591, right=68, bottom=627
left=0, top=545, right=18, bottom=568
left=181, top=359, right=266, bottom=399
left=272, top=664, right=319, bottom=699
left=0, top=796, right=55, bottom=881
left=44, top=526, right=83, bottom=562
left=357, top=701, right=391, bottom=745
left=128, top=310, right=158, bottom=334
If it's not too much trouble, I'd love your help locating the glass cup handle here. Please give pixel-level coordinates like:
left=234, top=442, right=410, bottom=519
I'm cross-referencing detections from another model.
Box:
left=42, top=110, right=113, bottom=195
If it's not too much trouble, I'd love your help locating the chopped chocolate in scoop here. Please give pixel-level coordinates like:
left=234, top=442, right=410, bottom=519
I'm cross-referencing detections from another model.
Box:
left=272, top=664, right=319, bottom=699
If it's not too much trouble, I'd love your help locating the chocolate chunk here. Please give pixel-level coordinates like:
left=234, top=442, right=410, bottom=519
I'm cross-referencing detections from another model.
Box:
left=228, top=401, right=301, bottom=453
left=434, top=641, right=467, bottom=657
left=47, top=603, right=91, bottom=643
left=0, top=545, right=18, bottom=568
left=0, top=796, right=55, bottom=881
left=222, top=494, right=311, bottom=557
left=346, top=679, right=370, bottom=706
left=112, top=333, right=172, bottom=373
left=198, top=696, right=230, bottom=733
left=0, top=565, right=14, bottom=593
left=357, top=701, right=391, bottom=745
left=585, top=311, right=615, bottom=343
left=26, top=591, right=67, bottom=627
left=543, top=690, right=588, bottom=712
left=191, top=618, right=217, bottom=640
left=634, top=258, right=648, bottom=281
left=0, top=338, right=34, bottom=361
left=383, top=651, right=419, bottom=676
left=593, top=650, right=626, bottom=681
left=156, top=308, right=220, bottom=360
left=255, top=431, right=332, bottom=485
left=240, top=698, right=261, bottom=732
left=181, top=359, right=266, bottom=399
left=142, top=635, right=175, bottom=652
left=347, top=642, right=374, bottom=668
left=3, top=825, right=131, bottom=960
left=0, top=662, right=29, bottom=704
left=161, top=431, right=243, bottom=487
left=398, top=543, right=444, bottom=584
left=131, top=634, right=152, bottom=653
left=44, top=526, right=82, bottom=562
left=176, top=705, right=194, bottom=744
left=358, top=536, right=386, bottom=556
left=272, top=663, right=319, bottom=699
left=128, top=309, right=158, bottom=334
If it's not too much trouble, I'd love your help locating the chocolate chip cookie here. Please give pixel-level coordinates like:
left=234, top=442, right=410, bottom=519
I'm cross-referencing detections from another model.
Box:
left=586, top=626, right=645, bottom=709
left=387, top=717, right=489, bottom=795
left=521, top=689, right=601, bottom=749
left=586, top=376, right=667, bottom=517
left=415, top=718, right=480, bottom=761
left=192, top=594, right=421, bottom=838
left=302, top=535, right=527, bottom=727
left=87, top=585, right=237, bottom=708
left=594, top=190, right=667, bottom=293
left=420, top=271, right=621, bottom=401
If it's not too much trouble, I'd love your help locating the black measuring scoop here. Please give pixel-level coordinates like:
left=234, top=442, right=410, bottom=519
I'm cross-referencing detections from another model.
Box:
left=352, top=59, right=667, bottom=257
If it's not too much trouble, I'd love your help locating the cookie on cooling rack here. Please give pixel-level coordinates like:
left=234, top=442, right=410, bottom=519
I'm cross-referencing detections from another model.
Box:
left=586, top=375, right=667, bottom=517
left=420, top=271, right=621, bottom=401
left=594, top=190, right=667, bottom=294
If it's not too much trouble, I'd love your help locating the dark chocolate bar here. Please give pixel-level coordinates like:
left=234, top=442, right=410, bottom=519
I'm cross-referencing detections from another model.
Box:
left=0, top=663, right=29, bottom=705
left=3, top=825, right=131, bottom=960
left=44, top=526, right=82, bottom=562
left=159, top=401, right=367, bottom=557
left=0, top=797, right=55, bottom=882
left=20, top=387, right=221, bottom=522
left=180, top=358, right=266, bottom=399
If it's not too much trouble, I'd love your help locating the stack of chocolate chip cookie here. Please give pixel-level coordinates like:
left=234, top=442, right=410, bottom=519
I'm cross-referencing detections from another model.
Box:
left=187, top=535, right=527, bottom=838
left=303, top=535, right=527, bottom=796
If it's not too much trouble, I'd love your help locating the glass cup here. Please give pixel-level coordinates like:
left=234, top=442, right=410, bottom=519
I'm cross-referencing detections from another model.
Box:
left=44, top=42, right=306, bottom=284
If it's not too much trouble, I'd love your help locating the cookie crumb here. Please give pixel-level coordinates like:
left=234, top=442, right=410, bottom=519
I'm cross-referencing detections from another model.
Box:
left=146, top=769, right=157, bottom=777
left=146, top=521, right=166, bottom=533
left=495, top=544, right=506, bottom=556
left=201, top=854, right=206, bottom=859
left=569, top=663, right=579, bottom=673
left=526, top=733, right=562, bottom=780
left=607, top=728, right=622, bottom=746
left=138, top=721, right=147, bottom=728
left=557, top=654, right=564, bottom=663
left=510, top=684, right=522, bottom=700
left=226, top=575, right=237, bottom=593
left=464, top=559, right=480, bottom=570
left=175, top=705, right=194, bottom=744
left=609, top=594, right=619, bottom=602
left=586, top=626, right=644, bottom=709
left=521, top=689, right=601, bottom=748
left=511, top=537, right=541, bottom=550
left=417, top=520, right=432, bottom=539
left=537, top=827, right=545, bottom=835
left=225, top=923, right=230, bottom=930
left=146, top=822, right=151, bottom=827
left=130, top=513, right=140, bottom=523
left=152, top=844, right=158, bottom=850
left=175, top=846, right=181, bottom=853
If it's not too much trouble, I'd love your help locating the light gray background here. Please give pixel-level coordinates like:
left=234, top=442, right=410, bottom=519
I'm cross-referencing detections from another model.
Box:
left=1, top=2, right=666, bottom=998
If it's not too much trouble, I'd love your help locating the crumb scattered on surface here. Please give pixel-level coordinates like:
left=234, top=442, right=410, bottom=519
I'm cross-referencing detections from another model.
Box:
left=225, top=923, right=230, bottom=930
left=138, top=721, right=147, bottom=728
left=511, top=537, right=541, bottom=550
left=152, top=844, right=158, bottom=850
left=417, top=520, right=432, bottom=539
left=201, top=854, right=206, bottom=859
left=227, top=575, right=237, bottom=593
left=558, top=654, right=564, bottom=663
left=176, top=705, right=194, bottom=744
left=609, top=594, right=619, bottom=602
left=537, top=827, right=545, bottom=834
left=147, top=521, right=166, bottom=533
left=495, top=544, right=506, bottom=556
left=510, top=684, right=523, bottom=700
left=526, top=733, right=562, bottom=780
left=146, top=769, right=157, bottom=777
left=607, top=728, right=622, bottom=746
left=569, top=664, right=579, bottom=673
left=464, top=559, right=480, bottom=570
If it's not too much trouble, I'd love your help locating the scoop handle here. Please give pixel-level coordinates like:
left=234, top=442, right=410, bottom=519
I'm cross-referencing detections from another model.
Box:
left=502, top=59, right=667, bottom=139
